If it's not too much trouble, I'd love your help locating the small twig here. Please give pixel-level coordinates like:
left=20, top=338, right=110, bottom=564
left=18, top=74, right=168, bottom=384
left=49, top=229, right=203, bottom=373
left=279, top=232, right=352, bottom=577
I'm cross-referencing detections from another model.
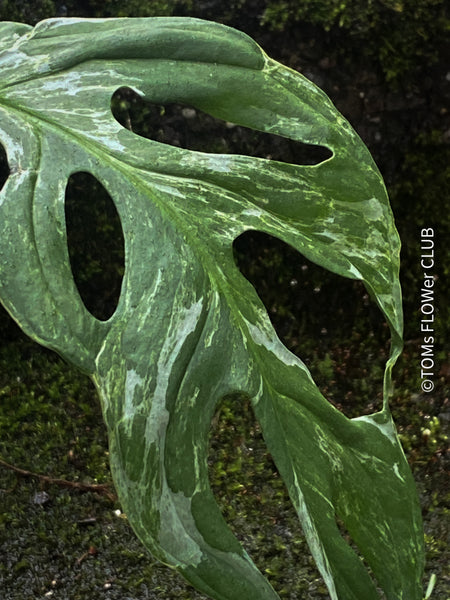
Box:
left=76, top=545, right=98, bottom=565
left=0, top=457, right=117, bottom=502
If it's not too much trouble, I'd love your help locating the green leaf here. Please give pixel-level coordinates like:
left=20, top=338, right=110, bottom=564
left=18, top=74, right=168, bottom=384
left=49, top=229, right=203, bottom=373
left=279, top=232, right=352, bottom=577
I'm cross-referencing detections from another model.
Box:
left=0, top=17, right=424, bottom=599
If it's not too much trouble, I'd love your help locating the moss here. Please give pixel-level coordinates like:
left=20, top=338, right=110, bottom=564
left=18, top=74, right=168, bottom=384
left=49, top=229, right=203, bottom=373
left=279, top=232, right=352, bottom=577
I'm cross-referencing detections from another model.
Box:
left=70, top=0, right=193, bottom=19
left=0, top=0, right=193, bottom=24
left=0, top=0, right=57, bottom=25
left=260, top=0, right=449, bottom=86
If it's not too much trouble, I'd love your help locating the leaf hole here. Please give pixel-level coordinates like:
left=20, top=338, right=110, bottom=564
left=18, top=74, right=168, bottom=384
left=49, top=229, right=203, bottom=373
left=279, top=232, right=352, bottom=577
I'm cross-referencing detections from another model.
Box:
left=335, top=516, right=388, bottom=598
left=65, top=172, right=125, bottom=321
left=111, top=87, right=332, bottom=166
left=233, top=231, right=389, bottom=417
left=208, top=394, right=322, bottom=596
left=0, top=143, right=10, bottom=191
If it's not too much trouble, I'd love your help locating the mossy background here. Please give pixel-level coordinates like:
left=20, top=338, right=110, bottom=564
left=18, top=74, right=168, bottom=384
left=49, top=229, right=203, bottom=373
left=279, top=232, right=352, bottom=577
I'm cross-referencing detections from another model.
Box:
left=0, top=1, right=448, bottom=598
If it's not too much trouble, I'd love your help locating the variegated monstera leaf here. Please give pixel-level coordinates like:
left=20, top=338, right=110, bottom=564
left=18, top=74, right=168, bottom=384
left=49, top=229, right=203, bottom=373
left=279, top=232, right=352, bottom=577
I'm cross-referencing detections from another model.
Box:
left=0, top=17, right=423, bottom=600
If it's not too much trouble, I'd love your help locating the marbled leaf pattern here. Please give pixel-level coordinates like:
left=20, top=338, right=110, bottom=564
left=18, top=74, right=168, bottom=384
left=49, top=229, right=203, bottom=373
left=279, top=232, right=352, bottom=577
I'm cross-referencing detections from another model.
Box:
left=0, top=18, right=423, bottom=599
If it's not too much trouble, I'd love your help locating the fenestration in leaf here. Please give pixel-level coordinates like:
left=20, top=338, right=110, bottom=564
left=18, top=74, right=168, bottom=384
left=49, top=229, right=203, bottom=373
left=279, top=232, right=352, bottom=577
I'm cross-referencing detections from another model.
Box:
left=0, top=17, right=424, bottom=600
